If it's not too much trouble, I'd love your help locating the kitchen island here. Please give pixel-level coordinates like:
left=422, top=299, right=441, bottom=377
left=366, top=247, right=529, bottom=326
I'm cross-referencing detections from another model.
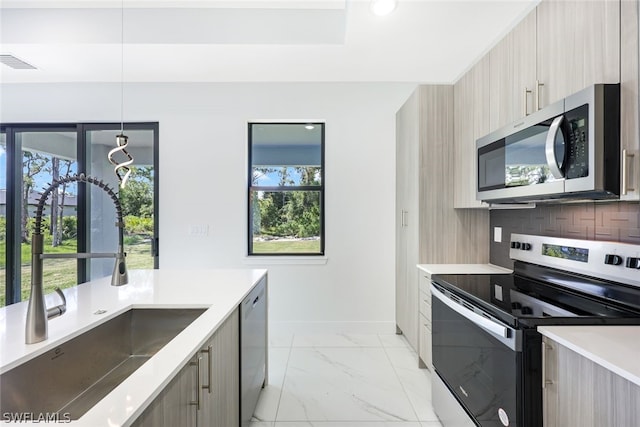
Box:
left=0, top=268, right=267, bottom=426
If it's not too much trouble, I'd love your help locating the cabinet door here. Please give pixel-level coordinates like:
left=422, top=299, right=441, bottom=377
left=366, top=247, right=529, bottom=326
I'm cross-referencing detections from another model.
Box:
left=395, top=91, right=411, bottom=337
left=489, top=9, right=537, bottom=131
left=581, top=0, right=620, bottom=89
left=536, top=0, right=620, bottom=109
left=418, top=313, right=432, bottom=371
left=395, top=89, right=419, bottom=350
left=132, top=355, right=198, bottom=427
left=473, top=55, right=491, bottom=141
left=417, top=275, right=431, bottom=370
left=200, top=308, right=240, bottom=427
left=542, top=336, right=640, bottom=427
left=541, top=337, right=558, bottom=427
left=453, top=60, right=490, bottom=208
left=453, top=70, right=481, bottom=208
left=620, top=0, right=640, bottom=201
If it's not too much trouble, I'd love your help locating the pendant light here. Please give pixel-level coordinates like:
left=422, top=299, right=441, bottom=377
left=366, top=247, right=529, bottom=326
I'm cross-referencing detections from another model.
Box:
left=108, top=0, right=134, bottom=188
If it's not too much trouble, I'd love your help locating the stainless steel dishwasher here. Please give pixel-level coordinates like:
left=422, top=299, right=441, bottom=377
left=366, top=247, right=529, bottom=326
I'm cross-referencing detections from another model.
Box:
left=240, top=276, right=267, bottom=427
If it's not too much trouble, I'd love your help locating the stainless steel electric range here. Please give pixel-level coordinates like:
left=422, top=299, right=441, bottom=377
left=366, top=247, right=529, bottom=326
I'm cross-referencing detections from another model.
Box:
left=430, top=234, right=640, bottom=427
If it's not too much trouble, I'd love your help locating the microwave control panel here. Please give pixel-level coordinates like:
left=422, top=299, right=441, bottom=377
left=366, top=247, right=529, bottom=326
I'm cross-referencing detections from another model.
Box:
left=564, top=104, right=589, bottom=179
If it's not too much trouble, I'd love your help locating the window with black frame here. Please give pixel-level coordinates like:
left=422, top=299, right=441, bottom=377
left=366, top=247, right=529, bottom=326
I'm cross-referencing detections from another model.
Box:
left=0, top=123, right=159, bottom=308
left=248, top=123, right=324, bottom=255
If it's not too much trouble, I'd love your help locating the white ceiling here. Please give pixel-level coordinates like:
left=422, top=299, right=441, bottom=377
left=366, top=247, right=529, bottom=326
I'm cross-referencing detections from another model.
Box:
left=0, top=0, right=539, bottom=84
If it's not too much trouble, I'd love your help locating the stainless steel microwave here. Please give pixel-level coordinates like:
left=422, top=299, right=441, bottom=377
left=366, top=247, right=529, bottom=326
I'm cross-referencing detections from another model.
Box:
left=476, top=84, right=620, bottom=203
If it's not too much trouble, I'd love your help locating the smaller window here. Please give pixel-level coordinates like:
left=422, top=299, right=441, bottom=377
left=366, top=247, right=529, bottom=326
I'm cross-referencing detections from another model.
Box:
left=248, top=123, right=325, bottom=255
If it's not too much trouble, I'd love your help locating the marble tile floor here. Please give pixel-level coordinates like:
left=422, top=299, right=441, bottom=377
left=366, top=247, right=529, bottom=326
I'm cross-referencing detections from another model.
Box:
left=249, top=332, right=443, bottom=427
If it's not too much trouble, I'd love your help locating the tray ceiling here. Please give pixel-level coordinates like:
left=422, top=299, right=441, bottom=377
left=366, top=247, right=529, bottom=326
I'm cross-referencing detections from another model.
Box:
left=0, top=0, right=539, bottom=83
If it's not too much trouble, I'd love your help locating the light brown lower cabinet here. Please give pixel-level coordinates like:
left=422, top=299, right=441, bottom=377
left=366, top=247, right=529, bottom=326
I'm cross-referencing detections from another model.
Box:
left=200, top=308, right=240, bottom=427
left=132, top=308, right=240, bottom=427
left=418, top=274, right=432, bottom=370
left=542, top=336, right=640, bottom=427
left=132, top=352, right=198, bottom=427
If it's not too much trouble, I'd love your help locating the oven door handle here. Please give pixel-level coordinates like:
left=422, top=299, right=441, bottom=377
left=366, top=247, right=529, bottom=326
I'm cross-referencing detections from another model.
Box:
left=431, top=284, right=509, bottom=339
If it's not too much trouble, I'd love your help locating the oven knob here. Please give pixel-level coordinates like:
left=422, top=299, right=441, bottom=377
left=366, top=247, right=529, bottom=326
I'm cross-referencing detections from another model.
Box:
left=522, top=243, right=532, bottom=251
left=626, top=257, right=640, bottom=269
left=605, top=254, right=623, bottom=266
left=521, top=306, right=533, bottom=315
left=511, top=241, right=521, bottom=249
left=511, top=302, right=522, bottom=309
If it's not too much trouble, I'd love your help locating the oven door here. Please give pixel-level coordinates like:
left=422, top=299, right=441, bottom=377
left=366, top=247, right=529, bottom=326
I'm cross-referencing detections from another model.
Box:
left=431, top=284, right=522, bottom=427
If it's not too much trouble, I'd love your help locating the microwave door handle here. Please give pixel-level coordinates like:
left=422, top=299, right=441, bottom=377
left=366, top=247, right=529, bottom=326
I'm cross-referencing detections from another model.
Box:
left=545, top=115, right=565, bottom=180
left=430, top=284, right=509, bottom=339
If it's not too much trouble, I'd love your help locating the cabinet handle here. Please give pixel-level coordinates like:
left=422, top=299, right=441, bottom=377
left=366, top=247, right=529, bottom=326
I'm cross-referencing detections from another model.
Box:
left=622, top=149, right=635, bottom=195
left=541, top=341, right=554, bottom=389
left=535, top=80, right=544, bottom=111
left=401, top=210, right=408, bottom=227
left=190, top=356, right=202, bottom=410
left=200, top=345, right=213, bottom=394
left=523, top=87, right=532, bottom=116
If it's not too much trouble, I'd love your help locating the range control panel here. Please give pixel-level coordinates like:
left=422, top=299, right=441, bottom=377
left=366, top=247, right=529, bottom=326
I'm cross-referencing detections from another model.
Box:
left=510, top=233, right=640, bottom=288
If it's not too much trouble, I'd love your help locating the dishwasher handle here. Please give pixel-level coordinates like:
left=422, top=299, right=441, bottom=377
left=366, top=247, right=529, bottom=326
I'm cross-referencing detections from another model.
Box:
left=431, top=284, right=509, bottom=338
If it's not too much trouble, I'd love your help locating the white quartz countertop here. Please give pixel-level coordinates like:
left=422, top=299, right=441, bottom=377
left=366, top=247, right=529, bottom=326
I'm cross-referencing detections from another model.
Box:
left=0, top=268, right=267, bottom=426
left=417, top=263, right=512, bottom=276
left=538, top=326, right=640, bottom=387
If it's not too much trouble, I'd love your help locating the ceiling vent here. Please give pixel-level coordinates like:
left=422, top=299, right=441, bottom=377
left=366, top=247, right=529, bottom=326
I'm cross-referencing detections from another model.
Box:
left=0, top=54, right=37, bottom=70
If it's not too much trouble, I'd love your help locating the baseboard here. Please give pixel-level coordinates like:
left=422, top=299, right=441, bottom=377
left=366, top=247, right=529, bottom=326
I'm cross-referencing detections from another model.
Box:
left=269, top=320, right=397, bottom=335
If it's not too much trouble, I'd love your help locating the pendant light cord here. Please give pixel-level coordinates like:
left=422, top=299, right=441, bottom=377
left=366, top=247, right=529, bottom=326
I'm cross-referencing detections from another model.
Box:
left=108, top=0, right=134, bottom=188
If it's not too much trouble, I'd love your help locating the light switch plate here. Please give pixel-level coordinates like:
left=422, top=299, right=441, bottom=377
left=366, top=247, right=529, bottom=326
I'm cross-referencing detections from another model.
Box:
left=189, top=224, right=209, bottom=237
left=494, top=227, right=502, bottom=243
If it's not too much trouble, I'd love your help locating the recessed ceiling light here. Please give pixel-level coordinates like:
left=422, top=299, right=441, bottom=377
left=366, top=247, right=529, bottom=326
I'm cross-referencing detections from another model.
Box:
left=305, top=125, right=315, bottom=130
left=370, top=0, right=397, bottom=16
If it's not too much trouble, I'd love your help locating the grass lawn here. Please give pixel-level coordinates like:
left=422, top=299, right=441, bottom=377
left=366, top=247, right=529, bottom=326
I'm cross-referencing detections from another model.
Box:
left=252, top=238, right=321, bottom=253
left=0, top=240, right=153, bottom=307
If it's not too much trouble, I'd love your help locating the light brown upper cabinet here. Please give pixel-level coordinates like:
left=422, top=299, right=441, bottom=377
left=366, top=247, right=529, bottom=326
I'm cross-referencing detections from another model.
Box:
left=489, top=9, right=537, bottom=132
left=454, top=57, right=491, bottom=208
left=536, top=0, right=620, bottom=109
left=454, top=0, right=639, bottom=207
left=489, top=1, right=620, bottom=130
left=620, top=0, right=640, bottom=201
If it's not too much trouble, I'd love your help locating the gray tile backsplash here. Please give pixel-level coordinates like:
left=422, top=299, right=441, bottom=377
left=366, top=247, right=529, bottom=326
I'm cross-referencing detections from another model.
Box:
left=490, top=201, right=640, bottom=268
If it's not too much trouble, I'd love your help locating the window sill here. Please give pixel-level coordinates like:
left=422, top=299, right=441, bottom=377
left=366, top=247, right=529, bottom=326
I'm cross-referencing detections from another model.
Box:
left=243, top=256, right=328, bottom=265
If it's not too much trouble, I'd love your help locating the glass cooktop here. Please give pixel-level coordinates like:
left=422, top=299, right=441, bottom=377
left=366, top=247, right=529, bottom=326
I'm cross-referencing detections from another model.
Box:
left=432, top=262, right=640, bottom=328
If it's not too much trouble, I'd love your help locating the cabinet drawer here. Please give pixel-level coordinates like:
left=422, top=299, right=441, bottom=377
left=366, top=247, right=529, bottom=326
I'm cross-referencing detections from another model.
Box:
left=419, top=275, right=431, bottom=295
left=419, top=313, right=432, bottom=370
left=419, top=290, right=431, bottom=318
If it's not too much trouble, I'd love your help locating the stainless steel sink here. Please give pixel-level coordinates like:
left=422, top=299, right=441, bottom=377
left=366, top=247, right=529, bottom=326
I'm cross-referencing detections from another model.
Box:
left=0, top=308, right=206, bottom=420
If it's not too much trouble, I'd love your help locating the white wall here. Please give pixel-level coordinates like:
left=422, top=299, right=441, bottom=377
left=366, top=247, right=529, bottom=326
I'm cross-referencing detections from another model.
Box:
left=1, top=82, right=415, bottom=334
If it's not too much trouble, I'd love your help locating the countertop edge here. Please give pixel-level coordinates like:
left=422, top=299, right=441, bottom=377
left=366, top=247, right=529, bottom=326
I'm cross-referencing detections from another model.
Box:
left=416, top=263, right=512, bottom=276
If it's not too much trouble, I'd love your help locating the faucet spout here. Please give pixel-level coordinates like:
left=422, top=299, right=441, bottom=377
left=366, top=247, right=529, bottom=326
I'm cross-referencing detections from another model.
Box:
left=25, top=174, right=129, bottom=344
left=112, top=246, right=129, bottom=287
left=25, top=234, right=46, bottom=344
